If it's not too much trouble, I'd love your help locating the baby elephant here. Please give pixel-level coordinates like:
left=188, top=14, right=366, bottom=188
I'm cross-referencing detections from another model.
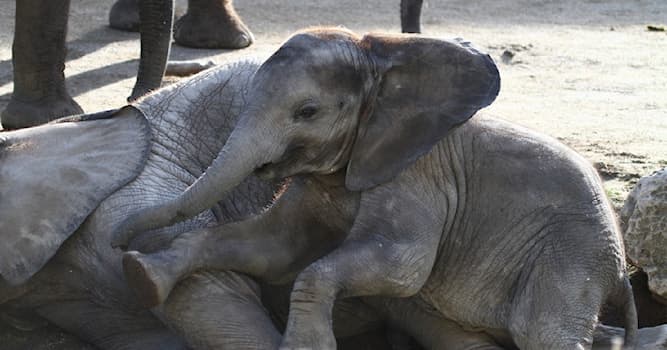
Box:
left=113, top=28, right=637, bottom=349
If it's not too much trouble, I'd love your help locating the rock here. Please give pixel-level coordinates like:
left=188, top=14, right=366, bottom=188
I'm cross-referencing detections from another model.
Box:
left=501, top=50, right=515, bottom=64
left=622, top=168, right=667, bottom=299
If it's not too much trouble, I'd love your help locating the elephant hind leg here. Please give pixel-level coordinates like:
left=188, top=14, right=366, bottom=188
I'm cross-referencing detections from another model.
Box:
left=507, top=255, right=604, bottom=350
left=159, top=270, right=281, bottom=350
left=34, top=299, right=187, bottom=349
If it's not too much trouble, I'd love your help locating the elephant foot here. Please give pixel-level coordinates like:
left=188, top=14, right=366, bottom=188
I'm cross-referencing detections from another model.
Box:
left=109, top=0, right=140, bottom=32
left=123, top=251, right=175, bottom=308
left=173, top=2, right=253, bottom=49
left=1, top=96, right=83, bottom=130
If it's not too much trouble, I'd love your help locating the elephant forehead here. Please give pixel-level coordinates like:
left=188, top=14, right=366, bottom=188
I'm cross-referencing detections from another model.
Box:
left=256, top=53, right=366, bottom=101
left=264, top=32, right=364, bottom=74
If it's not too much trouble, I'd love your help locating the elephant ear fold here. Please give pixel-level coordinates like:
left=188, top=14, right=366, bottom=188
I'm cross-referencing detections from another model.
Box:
left=346, top=33, right=500, bottom=191
left=0, top=107, right=150, bottom=285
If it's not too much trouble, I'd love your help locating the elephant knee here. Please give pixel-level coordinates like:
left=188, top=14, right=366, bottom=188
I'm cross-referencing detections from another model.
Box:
left=291, top=263, right=339, bottom=305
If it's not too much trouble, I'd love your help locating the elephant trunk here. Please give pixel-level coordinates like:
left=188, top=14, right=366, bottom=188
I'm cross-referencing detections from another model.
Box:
left=174, top=125, right=268, bottom=219
left=129, top=0, right=174, bottom=101
left=112, top=118, right=273, bottom=248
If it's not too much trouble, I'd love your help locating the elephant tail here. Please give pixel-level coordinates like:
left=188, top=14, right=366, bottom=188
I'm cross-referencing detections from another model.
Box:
left=617, top=275, right=638, bottom=349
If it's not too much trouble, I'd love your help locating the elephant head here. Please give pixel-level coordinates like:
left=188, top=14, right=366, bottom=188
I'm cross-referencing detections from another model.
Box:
left=112, top=27, right=500, bottom=248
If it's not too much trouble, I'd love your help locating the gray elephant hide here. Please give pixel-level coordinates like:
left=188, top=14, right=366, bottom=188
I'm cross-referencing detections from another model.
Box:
left=0, top=110, right=150, bottom=285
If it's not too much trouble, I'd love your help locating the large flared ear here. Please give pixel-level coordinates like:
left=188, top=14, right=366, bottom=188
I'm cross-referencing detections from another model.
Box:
left=0, top=107, right=150, bottom=285
left=346, top=33, right=500, bottom=191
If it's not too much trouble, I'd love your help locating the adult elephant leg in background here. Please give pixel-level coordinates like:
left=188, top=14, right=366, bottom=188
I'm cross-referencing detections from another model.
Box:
left=1, top=0, right=82, bottom=129
left=401, top=0, right=423, bottom=33
left=174, top=0, right=254, bottom=49
left=0, top=0, right=173, bottom=130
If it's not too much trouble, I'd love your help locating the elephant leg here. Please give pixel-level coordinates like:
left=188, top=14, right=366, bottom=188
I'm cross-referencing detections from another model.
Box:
left=1, top=0, right=83, bottom=129
left=400, top=0, right=423, bottom=33
left=279, top=188, right=443, bottom=350
left=123, top=178, right=351, bottom=308
left=507, top=251, right=605, bottom=350
left=109, top=0, right=140, bottom=31
left=34, top=299, right=187, bottom=349
left=174, top=0, right=253, bottom=49
left=122, top=222, right=291, bottom=308
left=367, top=297, right=509, bottom=350
left=158, top=270, right=281, bottom=350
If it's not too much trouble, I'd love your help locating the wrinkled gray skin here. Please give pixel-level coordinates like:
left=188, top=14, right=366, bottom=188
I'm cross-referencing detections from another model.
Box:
left=114, top=28, right=640, bottom=349
left=0, top=61, right=442, bottom=350
left=1, top=0, right=173, bottom=130
left=0, top=62, right=279, bottom=349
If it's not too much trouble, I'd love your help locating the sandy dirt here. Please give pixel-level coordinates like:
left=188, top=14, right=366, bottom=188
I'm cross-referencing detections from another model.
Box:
left=0, top=0, right=665, bottom=345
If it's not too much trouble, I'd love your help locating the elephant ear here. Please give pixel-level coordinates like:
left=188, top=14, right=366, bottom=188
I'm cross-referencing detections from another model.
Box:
left=0, top=107, right=150, bottom=285
left=346, top=33, right=500, bottom=191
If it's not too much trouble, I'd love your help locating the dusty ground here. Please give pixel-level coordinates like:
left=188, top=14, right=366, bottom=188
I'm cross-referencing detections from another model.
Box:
left=0, top=0, right=665, bottom=346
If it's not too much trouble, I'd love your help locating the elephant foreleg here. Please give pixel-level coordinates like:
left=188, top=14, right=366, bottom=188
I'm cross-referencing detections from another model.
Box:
left=158, top=270, right=282, bottom=350
left=1, top=0, right=83, bottom=129
left=122, top=219, right=285, bottom=308
left=280, top=186, right=443, bottom=350
left=122, top=176, right=353, bottom=308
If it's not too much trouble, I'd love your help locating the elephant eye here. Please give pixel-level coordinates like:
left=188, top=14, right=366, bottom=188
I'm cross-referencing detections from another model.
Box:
left=294, top=104, right=319, bottom=121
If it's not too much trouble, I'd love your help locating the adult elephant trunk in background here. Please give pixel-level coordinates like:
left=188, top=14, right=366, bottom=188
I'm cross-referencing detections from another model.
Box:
left=112, top=117, right=277, bottom=248
left=130, top=0, right=174, bottom=101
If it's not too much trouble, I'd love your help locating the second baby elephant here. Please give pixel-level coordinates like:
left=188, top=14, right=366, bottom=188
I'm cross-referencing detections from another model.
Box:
left=114, top=28, right=638, bottom=349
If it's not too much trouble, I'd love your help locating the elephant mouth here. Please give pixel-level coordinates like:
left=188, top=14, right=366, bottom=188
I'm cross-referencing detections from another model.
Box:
left=254, top=144, right=306, bottom=180
left=255, top=161, right=276, bottom=179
